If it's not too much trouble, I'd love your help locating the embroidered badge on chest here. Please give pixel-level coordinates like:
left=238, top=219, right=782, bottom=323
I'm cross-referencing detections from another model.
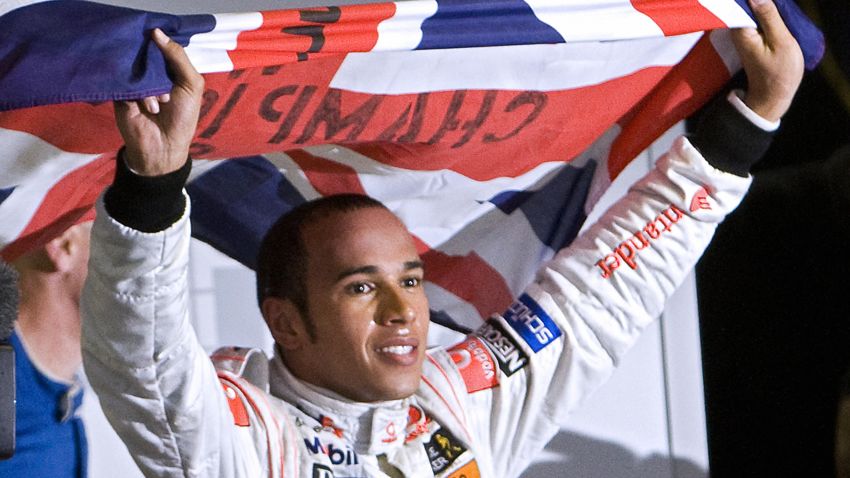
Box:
left=448, top=336, right=499, bottom=393
left=422, top=425, right=479, bottom=477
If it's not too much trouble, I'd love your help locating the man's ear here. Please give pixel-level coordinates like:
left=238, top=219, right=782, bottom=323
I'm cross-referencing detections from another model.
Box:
left=261, top=297, right=309, bottom=351
left=43, top=235, right=72, bottom=273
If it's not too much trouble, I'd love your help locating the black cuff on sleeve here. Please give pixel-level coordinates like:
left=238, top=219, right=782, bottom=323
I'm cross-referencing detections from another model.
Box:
left=689, top=95, right=776, bottom=177
left=103, top=149, right=191, bottom=233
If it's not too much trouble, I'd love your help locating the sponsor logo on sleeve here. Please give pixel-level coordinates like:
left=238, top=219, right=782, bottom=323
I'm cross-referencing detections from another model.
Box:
left=689, top=186, right=712, bottom=212
left=595, top=204, right=686, bottom=279
left=502, top=294, right=561, bottom=353
left=448, top=337, right=499, bottom=393
left=475, top=320, right=528, bottom=376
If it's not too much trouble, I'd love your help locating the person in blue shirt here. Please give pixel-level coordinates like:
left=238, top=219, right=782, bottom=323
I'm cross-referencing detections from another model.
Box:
left=0, top=222, right=91, bottom=478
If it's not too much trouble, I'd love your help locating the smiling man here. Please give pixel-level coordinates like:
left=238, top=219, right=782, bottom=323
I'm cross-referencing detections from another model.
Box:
left=257, top=196, right=431, bottom=403
left=80, top=1, right=804, bottom=476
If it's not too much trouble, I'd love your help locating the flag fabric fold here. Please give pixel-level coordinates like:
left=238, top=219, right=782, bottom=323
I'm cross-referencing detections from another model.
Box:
left=0, top=0, right=823, bottom=330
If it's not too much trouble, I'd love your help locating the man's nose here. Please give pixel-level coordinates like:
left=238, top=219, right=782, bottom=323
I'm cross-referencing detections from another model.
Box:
left=377, top=286, right=416, bottom=325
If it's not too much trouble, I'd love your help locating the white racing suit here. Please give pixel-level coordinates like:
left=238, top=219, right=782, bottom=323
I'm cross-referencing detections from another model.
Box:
left=81, top=125, right=754, bottom=476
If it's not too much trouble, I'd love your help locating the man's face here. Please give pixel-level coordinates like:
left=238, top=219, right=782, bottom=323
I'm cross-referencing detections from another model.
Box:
left=291, top=207, right=430, bottom=402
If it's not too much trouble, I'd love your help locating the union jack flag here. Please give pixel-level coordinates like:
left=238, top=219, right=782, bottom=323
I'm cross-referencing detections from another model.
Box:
left=0, top=0, right=822, bottom=330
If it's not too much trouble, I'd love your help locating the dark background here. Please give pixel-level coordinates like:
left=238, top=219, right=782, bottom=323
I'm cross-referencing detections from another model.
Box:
left=695, top=0, right=850, bottom=475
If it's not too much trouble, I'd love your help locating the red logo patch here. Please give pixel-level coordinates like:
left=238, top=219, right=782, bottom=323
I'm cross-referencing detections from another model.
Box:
left=448, top=337, right=499, bottom=393
left=221, top=383, right=250, bottom=427
left=689, top=186, right=712, bottom=212
left=382, top=421, right=398, bottom=443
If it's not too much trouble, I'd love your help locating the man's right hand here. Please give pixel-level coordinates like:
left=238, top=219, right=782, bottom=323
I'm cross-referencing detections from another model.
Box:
left=114, top=28, right=204, bottom=177
left=732, top=0, right=804, bottom=123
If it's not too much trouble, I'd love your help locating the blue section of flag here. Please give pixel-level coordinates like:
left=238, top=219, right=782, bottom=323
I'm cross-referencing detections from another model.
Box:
left=0, top=187, right=14, bottom=205
left=502, top=293, right=561, bottom=353
left=520, top=161, right=595, bottom=251
left=0, top=1, right=216, bottom=111
left=188, top=156, right=306, bottom=270
left=488, top=190, right=533, bottom=215
left=430, top=309, right=472, bottom=334
left=490, top=161, right=596, bottom=252
left=418, top=0, right=564, bottom=50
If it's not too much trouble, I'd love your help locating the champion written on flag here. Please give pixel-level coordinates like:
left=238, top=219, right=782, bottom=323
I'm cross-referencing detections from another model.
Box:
left=0, top=0, right=823, bottom=330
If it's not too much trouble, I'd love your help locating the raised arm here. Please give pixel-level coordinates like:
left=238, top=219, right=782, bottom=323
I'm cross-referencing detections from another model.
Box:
left=80, top=30, right=261, bottom=477
left=431, top=1, right=804, bottom=475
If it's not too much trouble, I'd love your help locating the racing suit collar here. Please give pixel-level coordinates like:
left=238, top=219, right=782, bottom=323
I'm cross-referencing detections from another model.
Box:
left=269, top=348, right=413, bottom=456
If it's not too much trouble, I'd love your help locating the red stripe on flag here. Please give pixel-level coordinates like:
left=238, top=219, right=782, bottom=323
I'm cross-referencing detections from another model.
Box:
left=191, top=59, right=345, bottom=156
left=12, top=58, right=673, bottom=183
left=631, top=0, right=726, bottom=36
left=1, top=154, right=115, bottom=262
left=0, top=103, right=121, bottom=154
left=345, top=66, right=672, bottom=180
left=417, top=241, right=514, bottom=319
left=228, top=3, right=396, bottom=70
left=287, top=148, right=514, bottom=319
left=607, top=35, right=731, bottom=179
left=190, top=60, right=673, bottom=180
left=287, top=148, right=369, bottom=195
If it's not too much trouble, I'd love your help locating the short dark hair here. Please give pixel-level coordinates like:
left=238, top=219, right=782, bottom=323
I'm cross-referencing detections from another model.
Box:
left=255, top=194, right=388, bottom=327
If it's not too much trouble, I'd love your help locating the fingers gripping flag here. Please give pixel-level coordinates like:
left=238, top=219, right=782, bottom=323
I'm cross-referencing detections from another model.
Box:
left=0, top=0, right=823, bottom=331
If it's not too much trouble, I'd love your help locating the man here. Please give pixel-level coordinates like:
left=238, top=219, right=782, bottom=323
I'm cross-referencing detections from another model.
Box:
left=0, top=223, right=91, bottom=477
left=81, top=0, right=804, bottom=476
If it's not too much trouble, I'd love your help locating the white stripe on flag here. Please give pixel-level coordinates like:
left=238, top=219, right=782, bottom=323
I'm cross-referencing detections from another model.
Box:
left=708, top=28, right=741, bottom=76
left=525, top=0, right=663, bottom=41
left=430, top=190, right=559, bottom=296
left=185, top=12, right=264, bottom=74
left=262, top=152, right=324, bottom=201
left=425, top=282, right=484, bottom=328
left=331, top=33, right=701, bottom=94
left=698, top=0, right=757, bottom=28
left=0, top=128, right=100, bottom=245
left=373, top=0, right=438, bottom=52
left=297, top=144, right=565, bottom=247
left=421, top=188, right=566, bottom=329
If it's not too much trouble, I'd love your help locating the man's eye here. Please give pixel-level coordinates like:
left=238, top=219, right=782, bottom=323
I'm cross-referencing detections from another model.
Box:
left=402, top=277, right=421, bottom=288
left=347, top=283, right=374, bottom=295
